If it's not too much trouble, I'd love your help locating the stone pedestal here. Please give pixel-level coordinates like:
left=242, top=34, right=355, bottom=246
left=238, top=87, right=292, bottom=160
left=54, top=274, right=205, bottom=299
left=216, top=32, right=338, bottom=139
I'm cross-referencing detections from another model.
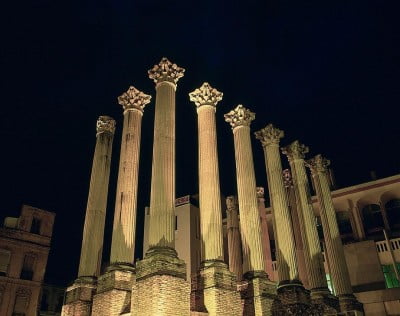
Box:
left=132, top=248, right=190, bottom=316
left=191, top=262, right=242, bottom=316
left=91, top=266, right=135, bottom=316
left=61, top=278, right=96, bottom=316
left=240, top=272, right=277, bottom=316
left=272, top=282, right=314, bottom=315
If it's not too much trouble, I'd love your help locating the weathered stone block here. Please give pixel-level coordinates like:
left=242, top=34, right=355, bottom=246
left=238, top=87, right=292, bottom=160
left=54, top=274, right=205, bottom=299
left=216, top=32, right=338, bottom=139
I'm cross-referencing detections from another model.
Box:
left=61, top=279, right=96, bottom=316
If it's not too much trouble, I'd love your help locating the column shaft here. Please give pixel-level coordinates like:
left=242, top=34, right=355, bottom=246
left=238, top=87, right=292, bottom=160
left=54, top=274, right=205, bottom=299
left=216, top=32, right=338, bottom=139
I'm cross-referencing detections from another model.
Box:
left=226, top=197, right=243, bottom=281
left=197, top=105, right=224, bottom=261
left=263, top=144, right=298, bottom=281
left=233, top=126, right=265, bottom=273
left=78, top=118, right=115, bottom=277
left=290, top=158, right=327, bottom=290
left=110, top=109, right=143, bottom=264
left=313, top=171, right=353, bottom=296
left=148, top=82, right=176, bottom=249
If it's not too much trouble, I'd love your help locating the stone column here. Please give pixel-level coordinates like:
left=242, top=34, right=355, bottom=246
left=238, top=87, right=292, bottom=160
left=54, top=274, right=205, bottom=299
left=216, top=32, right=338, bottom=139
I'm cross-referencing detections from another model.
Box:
left=226, top=196, right=243, bottom=281
left=256, top=187, right=274, bottom=279
left=225, top=105, right=275, bottom=316
left=62, top=116, right=115, bottom=316
left=282, top=142, right=339, bottom=313
left=189, top=83, right=241, bottom=316
left=282, top=169, right=308, bottom=288
left=254, top=124, right=299, bottom=284
left=110, top=86, right=151, bottom=267
left=306, top=155, right=363, bottom=313
left=79, top=116, right=115, bottom=278
left=255, top=125, right=312, bottom=315
left=133, top=58, right=190, bottom=316
left=189, top=82, right=224, bottom=263
left=93, top=87, right=150, bottom=316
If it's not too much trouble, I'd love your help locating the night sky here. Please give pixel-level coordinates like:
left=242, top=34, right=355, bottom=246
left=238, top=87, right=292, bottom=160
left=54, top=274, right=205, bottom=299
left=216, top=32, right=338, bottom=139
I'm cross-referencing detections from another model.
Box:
left=1, top=1, right=399, bottom=286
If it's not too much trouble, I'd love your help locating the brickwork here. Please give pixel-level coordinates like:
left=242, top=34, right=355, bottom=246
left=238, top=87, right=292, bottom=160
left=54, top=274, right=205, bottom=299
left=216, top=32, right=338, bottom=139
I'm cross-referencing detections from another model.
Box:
left=240, top=273, right=277, bottom=316
left=61, top=280, right=96, bottom=316
left=133, top=248, right=190, bottom=316
left=91, top=269, right=135, bottom=316
left=191, top=262, right=241, bottom=316
left=132, top=274, right=190, bottom=315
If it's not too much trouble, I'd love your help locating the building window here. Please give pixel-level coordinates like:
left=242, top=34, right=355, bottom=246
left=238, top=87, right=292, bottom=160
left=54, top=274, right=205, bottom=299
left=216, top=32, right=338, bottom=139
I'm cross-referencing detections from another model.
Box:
left=382, top=264, right=400, bottom=288
left=13, top=288, right=31, bottom=316
left=0, top=249, right=11, bottom=276
left=336, top=211, right=353, bottom=242
left=30, top=217, right=41, bottom=235
left=362, top=204, right=384, bottom=237
left=385, top=199, right=400, bottom=230
left=20, top=254, right=35, bottom=280
left=175, top=216, right=178, bottom=231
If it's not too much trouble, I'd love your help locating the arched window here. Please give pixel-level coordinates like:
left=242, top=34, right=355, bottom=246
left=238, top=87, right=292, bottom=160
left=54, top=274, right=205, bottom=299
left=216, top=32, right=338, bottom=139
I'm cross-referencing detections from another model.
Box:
left=385, top=199, right=400, bottom=230
left=362, top=204, right=384, bottom=238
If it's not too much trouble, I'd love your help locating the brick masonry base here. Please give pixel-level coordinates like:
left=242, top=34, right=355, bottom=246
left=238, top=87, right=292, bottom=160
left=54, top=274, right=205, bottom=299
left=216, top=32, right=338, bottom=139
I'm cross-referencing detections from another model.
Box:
left=191, top=261, right=242, bottom=316
left=240, top=272, right=277, bottom=316
left=337, top=294, right=364, bottom=315
left=61, top=278, right=96, bottom=316
left=91, top=268, right=135, bottom=316
left=131, top=247, right=190, bottom=316
left=310, top=288, right=340, bottom=315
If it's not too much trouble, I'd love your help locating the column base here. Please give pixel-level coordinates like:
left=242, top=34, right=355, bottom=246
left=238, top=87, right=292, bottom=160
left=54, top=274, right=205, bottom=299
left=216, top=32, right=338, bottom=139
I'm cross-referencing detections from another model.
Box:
left=273, top=280, right=317, bottom=315
left=191, top=261, right=241, bottom=315
left=61, top=277, right=97, bottom=316
left=91, top=265, right=135, bottom=316
left=131, top=246, right=190, bottom=316
left=310, top=288, right=340, bottom=315
left=337, top=294, right=364, bottom=315
left=239, top=271, right=277, bottom=316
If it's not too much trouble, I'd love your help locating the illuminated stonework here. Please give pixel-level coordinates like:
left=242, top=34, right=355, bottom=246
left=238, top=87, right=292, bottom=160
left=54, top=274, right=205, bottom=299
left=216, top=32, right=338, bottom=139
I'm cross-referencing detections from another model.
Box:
left=96, top=116, right=116, bottom=135
left=189, top=82, right=223, bottom=109
left=282, top=141, right=332, bottom=308
left=148, top=57, right=185, bottom=86
left=117, top=86, right=151, bottom=112
left=254, top=123, right=284, bottom=146
left=224, top=104, right=255, bottom=128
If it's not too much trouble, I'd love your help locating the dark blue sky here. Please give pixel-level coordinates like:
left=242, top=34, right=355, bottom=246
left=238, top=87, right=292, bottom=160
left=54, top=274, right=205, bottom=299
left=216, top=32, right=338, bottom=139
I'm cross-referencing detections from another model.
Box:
left=1, top=0, right=399, bottom=285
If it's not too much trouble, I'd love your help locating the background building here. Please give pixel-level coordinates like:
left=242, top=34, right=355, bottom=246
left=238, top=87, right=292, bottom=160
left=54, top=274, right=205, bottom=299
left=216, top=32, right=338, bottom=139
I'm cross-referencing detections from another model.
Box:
left=0, top=204, right=55, bottom=316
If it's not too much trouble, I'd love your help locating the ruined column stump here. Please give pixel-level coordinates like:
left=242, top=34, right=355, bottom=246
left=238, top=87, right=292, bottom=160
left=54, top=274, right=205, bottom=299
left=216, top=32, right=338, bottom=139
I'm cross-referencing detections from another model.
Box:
left=191, top=261, right=241, bottom=316
left=91, top=265, right=135, bottom=316
left=131, top=248, right=190, bottom=316
left=61, top=278, right=96, bottom=316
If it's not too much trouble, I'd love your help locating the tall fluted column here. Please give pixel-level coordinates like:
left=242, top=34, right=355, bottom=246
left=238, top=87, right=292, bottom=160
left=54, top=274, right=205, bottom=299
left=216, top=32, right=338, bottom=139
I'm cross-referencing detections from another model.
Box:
left=225, top=105, right=265, bottom=274
left=147, top=57, right=185, bottom=252
left=256, top=187, right=274, bottom=279
left=189, top=82, right=224, bottom=263
left=226, top=196, right=243, bottom=281
left=63, top=116, right=115, bottom=316
left=282, top=141, right=329, bottom=296
left=110, top=86, right=151, bottom=266
left=78, top=116, right=115, bottom=278
left=133, top=58, right=190, bottom=316
left=255, top=124, right=299, bottom=284
left=283, top=169, right=308, bottom=288
left=306, top=155, right=363, bottom=313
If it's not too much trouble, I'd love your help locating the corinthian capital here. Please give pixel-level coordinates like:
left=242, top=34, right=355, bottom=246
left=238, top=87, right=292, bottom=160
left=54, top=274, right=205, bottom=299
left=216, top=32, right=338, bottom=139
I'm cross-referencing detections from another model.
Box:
left=118, top=86, right=151, bottom=112
left=305, top=154, right=331, bottom=174
left=254, top=124, right=284, bottom=146
left=226, top=196, right=239, bottom=213
left=282, top=169, right=293, bottom=188
left=96, top=116, right=116, bottom=135
left=148, top=57, right=185, bottom=85
left=281, top=140, right=309, bottom=161
left=224, top=104, right=255, bottom=129
left=189, top=82, right=223, bottom=109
